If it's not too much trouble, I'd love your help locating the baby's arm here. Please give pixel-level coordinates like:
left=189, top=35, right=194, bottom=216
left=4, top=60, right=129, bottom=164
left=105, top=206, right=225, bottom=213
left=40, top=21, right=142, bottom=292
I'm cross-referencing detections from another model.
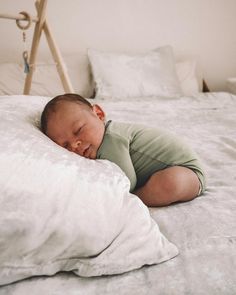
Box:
left=97, top=134, right=137, bottom=191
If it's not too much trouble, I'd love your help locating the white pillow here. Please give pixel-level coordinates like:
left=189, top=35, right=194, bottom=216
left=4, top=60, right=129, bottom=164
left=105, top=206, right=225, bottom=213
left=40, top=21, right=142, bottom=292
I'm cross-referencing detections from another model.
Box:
left=88, top=46, right=183, bottom=99
left=0, top=54, right=94, bottom=98
left=0, top=95, right=178, bottom=285
left=175, top=60, right=200, bottom=96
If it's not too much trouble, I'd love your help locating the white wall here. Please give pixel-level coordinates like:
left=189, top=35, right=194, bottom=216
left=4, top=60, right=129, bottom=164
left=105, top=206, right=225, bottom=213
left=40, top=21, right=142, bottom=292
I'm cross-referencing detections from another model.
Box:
left=0, top=0, right=236, bottom=91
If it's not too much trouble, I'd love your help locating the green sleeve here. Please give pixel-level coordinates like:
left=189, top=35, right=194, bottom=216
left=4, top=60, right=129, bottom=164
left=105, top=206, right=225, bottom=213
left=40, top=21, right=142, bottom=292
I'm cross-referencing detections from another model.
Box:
left=97, top=134, right=137, bottom=191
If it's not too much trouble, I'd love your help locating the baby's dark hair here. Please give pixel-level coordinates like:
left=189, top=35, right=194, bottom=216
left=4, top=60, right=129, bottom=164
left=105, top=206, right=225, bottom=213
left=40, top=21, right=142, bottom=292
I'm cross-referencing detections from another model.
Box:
left=41, top=93, right=92, bottom=134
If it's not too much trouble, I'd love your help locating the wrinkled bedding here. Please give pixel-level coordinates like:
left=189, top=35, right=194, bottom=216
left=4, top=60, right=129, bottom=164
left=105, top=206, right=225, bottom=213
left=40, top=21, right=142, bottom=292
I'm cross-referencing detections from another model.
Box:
left=1, top=92, right=236, bottom=295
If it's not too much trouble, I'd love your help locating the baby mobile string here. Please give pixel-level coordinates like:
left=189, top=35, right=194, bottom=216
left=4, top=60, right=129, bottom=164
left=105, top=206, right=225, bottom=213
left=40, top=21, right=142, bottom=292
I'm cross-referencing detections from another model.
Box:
left=16, top=11, right=32, bottom=74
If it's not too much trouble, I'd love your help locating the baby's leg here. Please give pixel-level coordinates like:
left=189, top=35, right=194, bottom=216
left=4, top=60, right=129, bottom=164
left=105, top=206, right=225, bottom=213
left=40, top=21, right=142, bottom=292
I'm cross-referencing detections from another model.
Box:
left=134, top=166, right=200, bottom=207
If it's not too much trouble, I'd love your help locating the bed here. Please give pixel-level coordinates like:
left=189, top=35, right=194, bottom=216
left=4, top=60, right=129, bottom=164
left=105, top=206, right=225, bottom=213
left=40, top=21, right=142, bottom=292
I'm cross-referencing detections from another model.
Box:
left=0, top=46, right=236, bottom=294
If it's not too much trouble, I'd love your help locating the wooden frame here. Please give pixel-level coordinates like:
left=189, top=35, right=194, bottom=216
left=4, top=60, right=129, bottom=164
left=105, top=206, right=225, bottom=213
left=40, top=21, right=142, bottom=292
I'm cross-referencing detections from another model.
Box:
left=0, top=0, right=74, bottom=95
left=202, top=79, right=210, bottom=92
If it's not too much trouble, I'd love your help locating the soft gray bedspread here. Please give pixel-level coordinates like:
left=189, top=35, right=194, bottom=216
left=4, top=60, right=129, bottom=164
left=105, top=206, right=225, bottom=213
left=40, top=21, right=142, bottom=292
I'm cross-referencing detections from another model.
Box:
left=1, top=92, right=236, bottom=295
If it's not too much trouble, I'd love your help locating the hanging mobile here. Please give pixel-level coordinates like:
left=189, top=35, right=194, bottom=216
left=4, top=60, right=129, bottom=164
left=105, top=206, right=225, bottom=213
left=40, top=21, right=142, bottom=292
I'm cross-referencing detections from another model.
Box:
left=16, top=11, right=32, bottom=74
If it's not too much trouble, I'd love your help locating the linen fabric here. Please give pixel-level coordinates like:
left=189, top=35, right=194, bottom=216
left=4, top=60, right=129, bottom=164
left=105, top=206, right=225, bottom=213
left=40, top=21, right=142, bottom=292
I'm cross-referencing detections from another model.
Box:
left=175, top=59, right=200, bottom=95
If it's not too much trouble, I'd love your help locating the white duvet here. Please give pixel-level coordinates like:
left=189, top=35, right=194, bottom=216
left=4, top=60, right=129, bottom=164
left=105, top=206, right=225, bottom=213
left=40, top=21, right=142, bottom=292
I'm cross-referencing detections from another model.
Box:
left=0, top=95, right=178, bottom=285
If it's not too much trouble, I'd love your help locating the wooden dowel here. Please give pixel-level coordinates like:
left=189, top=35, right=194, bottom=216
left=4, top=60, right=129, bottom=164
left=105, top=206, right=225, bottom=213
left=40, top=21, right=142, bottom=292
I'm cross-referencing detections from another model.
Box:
left=0, top=13, right=38, bottom=23
left=35, top=1, right=74, bottom=93
left=23, top=0, right=47, bottom=94
left=42, top=20, right=74, bottom=92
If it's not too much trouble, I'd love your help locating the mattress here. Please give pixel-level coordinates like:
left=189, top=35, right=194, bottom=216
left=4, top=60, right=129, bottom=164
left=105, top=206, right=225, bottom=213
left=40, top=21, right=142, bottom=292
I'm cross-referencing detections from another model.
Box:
left=0, top=92, right=236, bottom=295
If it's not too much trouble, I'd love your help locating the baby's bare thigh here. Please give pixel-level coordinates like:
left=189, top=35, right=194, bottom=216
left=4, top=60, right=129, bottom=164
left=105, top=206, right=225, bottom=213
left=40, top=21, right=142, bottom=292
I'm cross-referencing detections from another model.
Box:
left=134, top=166, right=200, bottom=206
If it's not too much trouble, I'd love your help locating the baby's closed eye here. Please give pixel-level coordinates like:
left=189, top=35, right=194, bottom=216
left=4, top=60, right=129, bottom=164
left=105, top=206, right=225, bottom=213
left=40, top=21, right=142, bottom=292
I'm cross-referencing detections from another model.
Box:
left=74, top=126, right=83, bottom=136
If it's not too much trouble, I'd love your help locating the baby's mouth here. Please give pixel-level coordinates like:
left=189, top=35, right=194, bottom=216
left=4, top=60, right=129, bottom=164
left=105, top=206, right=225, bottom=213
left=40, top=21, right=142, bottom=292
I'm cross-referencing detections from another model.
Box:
left=83, top=145, right=91, bottom=158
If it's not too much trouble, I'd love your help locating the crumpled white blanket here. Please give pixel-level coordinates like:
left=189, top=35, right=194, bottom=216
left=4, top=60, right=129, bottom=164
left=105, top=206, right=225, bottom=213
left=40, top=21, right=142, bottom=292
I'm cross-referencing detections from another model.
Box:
left=0, top=95, right=178, bottom=285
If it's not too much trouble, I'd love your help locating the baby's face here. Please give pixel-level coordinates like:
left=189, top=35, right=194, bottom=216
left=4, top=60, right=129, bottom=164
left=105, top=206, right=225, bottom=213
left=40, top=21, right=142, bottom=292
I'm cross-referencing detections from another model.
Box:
left=46, top=101, right=105, bottom=159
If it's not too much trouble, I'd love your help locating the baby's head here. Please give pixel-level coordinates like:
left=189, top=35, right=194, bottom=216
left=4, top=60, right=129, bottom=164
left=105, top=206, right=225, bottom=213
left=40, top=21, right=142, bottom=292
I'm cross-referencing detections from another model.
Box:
left=41, top=93, right=105, bottom=159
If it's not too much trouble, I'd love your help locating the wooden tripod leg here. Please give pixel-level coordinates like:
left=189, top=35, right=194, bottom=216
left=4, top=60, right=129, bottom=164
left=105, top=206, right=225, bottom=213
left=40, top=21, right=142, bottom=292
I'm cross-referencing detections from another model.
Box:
left=40, top=18, right=74, bottom=93
left=23, top=0, right=47, bottom=95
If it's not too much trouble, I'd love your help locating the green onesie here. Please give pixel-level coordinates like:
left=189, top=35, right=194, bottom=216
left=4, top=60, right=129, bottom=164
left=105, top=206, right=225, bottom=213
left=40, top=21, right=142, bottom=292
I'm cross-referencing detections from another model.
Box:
left=97, top=121, right=205, bottom=193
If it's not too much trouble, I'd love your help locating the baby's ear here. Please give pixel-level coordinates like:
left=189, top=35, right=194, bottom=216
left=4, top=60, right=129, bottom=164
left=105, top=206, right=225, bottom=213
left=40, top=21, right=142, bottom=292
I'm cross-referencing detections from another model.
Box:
left=92, top=104, right=106, bottom=121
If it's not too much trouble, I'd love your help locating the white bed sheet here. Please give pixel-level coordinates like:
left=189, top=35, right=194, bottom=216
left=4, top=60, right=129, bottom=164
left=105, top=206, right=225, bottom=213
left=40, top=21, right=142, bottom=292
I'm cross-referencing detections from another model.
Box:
left=1, top=92, right=236, bottom=295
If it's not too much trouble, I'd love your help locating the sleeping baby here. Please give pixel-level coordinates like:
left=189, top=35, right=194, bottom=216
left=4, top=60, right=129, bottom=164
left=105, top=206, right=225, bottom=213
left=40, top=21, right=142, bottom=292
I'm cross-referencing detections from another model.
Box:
left=41, top=93, right=206, bottom=207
